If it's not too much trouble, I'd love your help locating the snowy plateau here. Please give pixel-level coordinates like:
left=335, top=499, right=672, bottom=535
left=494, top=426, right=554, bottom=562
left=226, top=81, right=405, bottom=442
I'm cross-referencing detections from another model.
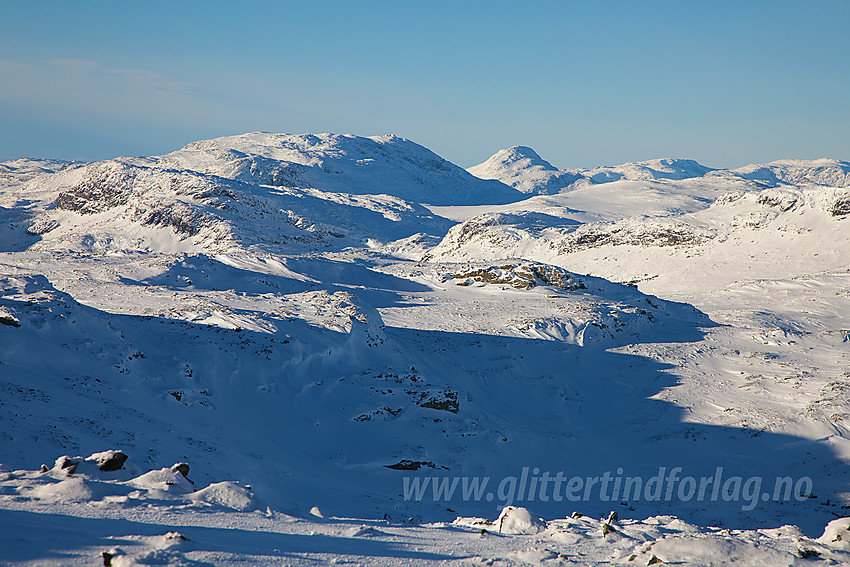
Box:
left=1, top=132, right=850, bottom=565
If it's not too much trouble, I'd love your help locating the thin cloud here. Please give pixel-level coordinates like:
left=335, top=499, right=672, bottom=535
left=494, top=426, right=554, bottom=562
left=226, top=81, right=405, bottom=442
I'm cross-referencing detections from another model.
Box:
left=0, top=59, right=30, bottom=70
left=102, top=66, right=197, bottom=96
left=49, top=58, right=101, bottom=71
left=44, top=58, right=198, bottom=96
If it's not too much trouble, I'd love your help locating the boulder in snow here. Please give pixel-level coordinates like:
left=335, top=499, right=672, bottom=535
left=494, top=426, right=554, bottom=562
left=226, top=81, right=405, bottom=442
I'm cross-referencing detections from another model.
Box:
left=88, top=450, right=128, bottom=472
left=190, top=481, right=260, bottom=512
left=496, top=506, right=544, bottom=534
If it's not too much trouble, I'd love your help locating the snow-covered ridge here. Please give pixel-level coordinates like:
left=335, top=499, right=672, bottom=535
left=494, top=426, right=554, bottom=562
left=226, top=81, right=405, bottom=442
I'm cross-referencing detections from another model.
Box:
left=426, top=211, right=718, bottom=263
left=421, top=259, right=710, bottom=346
left=582, top=158, right=716, bottom=185
left=10, top=156, right=455, bottom=256
left=468, top=147, right=717, bottom=194
left=730, top=157, right=850, bottom=188
left=427, top=183, right=850, bottom=267
left=469, top=145, right=850, bottom=195
left=157, top=131, right=524, bottom=205
left=1, top=132, right=530, bottom=256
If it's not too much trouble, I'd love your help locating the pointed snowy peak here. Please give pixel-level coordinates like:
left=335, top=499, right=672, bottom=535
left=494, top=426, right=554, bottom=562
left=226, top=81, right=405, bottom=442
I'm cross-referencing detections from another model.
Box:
left=468, top=146, right=583, bottom=195
left=471, top=145, right=561, bottom=173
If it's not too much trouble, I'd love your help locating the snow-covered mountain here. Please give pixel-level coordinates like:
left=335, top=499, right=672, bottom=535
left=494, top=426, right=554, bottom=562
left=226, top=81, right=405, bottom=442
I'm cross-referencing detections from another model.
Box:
left=2, top=134, right=850, bottom=565
left=469, top=145, right=850, bottom=197
left=158, top=132, right=524, bottom=205
left=468, top=146, right=716, bottom=194
left=426, top=177, right=850, bottom=293
left=25, top=157, right=453, bottom=255
left=729, top=157, right=850, bottom=188
left=467, top=146, right=584, bottom=195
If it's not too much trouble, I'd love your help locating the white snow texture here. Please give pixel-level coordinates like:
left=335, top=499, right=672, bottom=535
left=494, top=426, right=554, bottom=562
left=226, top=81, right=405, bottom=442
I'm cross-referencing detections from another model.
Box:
left=1, top=133, right=850, bottom=565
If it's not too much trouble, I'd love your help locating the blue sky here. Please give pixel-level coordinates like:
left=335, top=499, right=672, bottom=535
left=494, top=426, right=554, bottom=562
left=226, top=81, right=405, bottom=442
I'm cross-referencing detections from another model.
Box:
left=2, top=0, right=848, bottom=168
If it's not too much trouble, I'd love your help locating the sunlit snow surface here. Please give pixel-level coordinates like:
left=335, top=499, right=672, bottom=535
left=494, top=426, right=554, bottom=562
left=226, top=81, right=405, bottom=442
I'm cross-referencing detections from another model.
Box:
left=1, top=136, right=850, bottom=565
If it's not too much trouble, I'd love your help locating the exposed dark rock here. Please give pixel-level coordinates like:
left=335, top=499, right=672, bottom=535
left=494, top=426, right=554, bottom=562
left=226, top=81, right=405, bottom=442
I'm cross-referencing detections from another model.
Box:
left=416, top=390, right=459, bottom=413
left=0, top=312, right=21, bottom=327
left=56, top=163, right=137, bottom=214
left=832, top=194, right=850, bottom=217
left=450, top=263, right=586, bottom=292
left=137, top=203, right=208, bottom=237
left=353, top=407, right=403, bottom=422
left=384, top=460, right=443, bottom=471
left=26, top=218, right=59, bottom=235
left=560, top=223, right=712, bottom=251
left=92, top=450, right=128, bottom=472
left=757, top=191, right=798, bottom=211
left=171, top=463, right=191, bottom=478
left=54, top=455, right=79, bottom=474
left=797, top=547, right=821, bottom=559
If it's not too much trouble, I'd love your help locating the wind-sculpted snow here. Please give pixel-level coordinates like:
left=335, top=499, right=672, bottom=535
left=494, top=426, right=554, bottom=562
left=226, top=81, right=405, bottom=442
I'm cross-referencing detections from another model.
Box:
left=2, top=449, right=263, bottom=511
left=412, top=259, right=710, bottom=347
left=9, top=254, right=838, bottom=548
left=4, top=457, right=850, bottom=565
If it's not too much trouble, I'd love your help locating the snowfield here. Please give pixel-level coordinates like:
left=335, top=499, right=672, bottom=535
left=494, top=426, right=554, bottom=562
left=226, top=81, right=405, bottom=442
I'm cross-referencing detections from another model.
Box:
left=1, top=134, right=849, bottom=565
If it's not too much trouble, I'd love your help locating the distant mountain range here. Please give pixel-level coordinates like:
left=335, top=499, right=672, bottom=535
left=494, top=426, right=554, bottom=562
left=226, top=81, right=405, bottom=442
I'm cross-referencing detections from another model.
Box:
left=468, top=145, right=850, bottom=195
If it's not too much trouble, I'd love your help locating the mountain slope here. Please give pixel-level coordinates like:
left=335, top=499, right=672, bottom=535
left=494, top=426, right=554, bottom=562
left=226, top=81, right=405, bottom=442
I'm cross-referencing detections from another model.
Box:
left=4, top=157, right=455, bottom=257
left=158, top=132, right=524, bottom=205
left=426, top=181, right=850, bottom=293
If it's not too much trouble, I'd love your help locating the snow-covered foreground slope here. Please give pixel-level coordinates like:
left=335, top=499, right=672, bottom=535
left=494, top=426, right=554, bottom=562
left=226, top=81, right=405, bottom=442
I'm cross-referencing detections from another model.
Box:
left=2, top=135, right=850, bottom=565
left=3, top=464, right=850, bottom=566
